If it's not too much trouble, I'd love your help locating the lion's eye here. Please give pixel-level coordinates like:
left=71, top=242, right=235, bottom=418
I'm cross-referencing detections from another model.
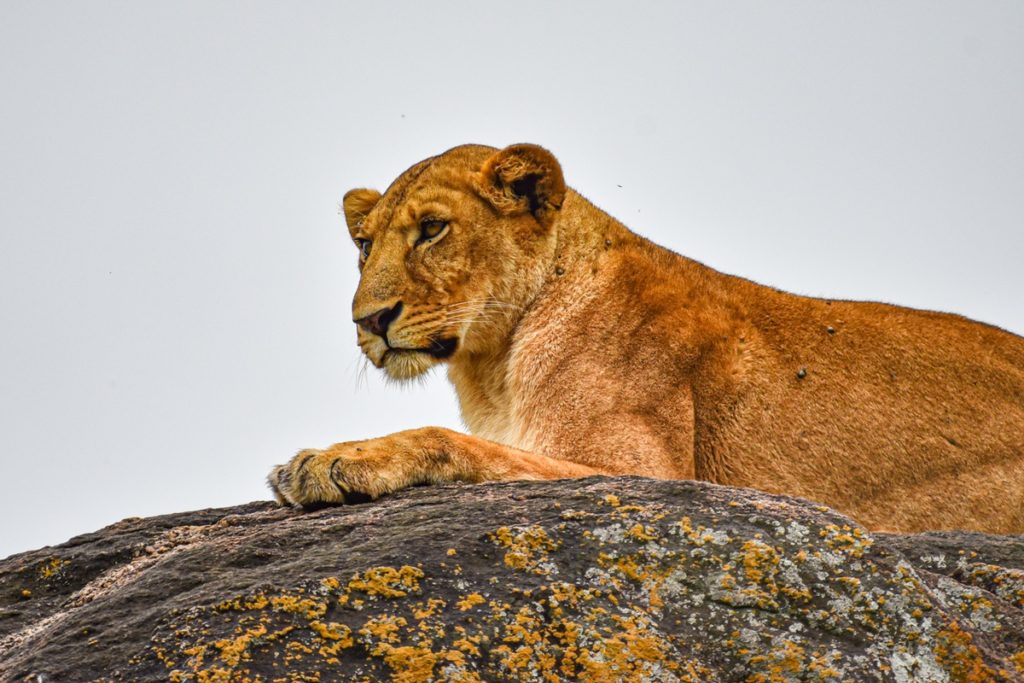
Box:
left=418, top=218, right=449, bottom=244
left=355, top=239, right=372, bottom=261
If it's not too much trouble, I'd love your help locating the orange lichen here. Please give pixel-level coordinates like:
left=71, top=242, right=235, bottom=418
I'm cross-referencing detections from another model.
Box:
left=341, top=565, right=424, bottom=603
left=490, top=525, right=560, bottom=573
left=960, top=563, right=1024, bottom=609
left=677, top=516, right=720, bottom=546
left=456, top=593, right=486, bottom=611
left=818, top=524, right=873, bottom=558
left=270, top=594, right=327, bottom=620
left=213, top=623, right=266, bottom=667
left=933, top=621, right=1000, bottom=682
left=453, top=632, right=482, bottom=657
left=740, top=539, right=780, bottom=584
left=376, top=645, right=469, bottom=683
left=215, top=594, right=270, bottom=612
left=413, top=597, right=447, bottom=619
left=625, top=523, right=659, bottom=542
left=308, top=620, right=352, bottom=644
left=37, top=557, right=70, bottom=579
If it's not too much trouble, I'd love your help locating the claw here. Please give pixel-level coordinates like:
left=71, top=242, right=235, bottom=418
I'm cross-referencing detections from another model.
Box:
left=330, top=459, right=353, bottom=496
left=267, top=464, right=297, bottom=507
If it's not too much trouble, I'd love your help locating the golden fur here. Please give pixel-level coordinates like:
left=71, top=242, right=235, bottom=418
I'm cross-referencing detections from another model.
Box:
left=269, top=143, right=1024, bottom=533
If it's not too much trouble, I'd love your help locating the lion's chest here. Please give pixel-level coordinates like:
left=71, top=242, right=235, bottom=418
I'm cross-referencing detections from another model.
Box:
left=465, top=410, right=523, bottom=449
left=449, top=356, right=536, bottom=451
left=450, top=265, right=612, bottom=454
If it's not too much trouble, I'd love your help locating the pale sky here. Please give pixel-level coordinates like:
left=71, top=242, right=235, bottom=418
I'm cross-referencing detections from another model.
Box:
left=1, top=1, right=1022, bottom=559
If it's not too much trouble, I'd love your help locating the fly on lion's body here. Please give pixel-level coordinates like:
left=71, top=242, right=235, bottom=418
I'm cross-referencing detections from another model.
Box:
left=269, top=143, right=1024, bottom=533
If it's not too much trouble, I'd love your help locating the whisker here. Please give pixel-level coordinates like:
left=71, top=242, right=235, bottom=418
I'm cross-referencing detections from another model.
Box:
left=442, top=298, right=522, bottom=313
left=356, top=356, right=371, bottom=391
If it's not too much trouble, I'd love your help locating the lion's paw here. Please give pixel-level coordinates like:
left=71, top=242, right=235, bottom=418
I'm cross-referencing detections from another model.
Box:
left=268, top=431, right=450, bottom=508
left=268, top=448, right=353, bottom=507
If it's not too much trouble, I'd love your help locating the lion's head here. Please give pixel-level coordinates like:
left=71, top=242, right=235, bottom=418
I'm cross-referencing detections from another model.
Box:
left=341, top=143, right=567, bottom=380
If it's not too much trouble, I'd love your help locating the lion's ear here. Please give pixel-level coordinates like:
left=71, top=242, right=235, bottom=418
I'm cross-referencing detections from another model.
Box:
left=342, top=188, right=382, bottom=235
left=474, top=144, right=566, bottom=228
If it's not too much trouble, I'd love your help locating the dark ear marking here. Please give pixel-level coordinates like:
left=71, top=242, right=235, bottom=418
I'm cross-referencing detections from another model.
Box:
left=474, top=144, right=566, bottom=229
left=510, top=174, right=542, bottom=213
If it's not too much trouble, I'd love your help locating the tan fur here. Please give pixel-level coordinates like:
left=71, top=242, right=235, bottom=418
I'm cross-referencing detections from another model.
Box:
left=269, top=143, right=1024, bottom=533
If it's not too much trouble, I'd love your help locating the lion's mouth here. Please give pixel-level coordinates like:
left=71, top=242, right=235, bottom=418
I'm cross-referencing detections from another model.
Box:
left=383, top=337, right=458, bottom=361
left=424, top=337, right=459, bottom=358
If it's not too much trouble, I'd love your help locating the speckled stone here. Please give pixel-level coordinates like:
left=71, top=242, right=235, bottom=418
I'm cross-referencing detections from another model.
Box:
left=2, top=477, right=1023, bottom=682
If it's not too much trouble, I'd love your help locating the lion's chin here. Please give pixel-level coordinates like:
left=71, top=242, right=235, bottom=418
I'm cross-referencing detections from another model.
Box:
left=381, top=349, right=443, bottom=381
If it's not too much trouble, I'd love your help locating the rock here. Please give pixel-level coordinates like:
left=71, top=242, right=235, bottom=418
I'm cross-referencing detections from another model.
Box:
left=1, top=477, right=1023, bottom=682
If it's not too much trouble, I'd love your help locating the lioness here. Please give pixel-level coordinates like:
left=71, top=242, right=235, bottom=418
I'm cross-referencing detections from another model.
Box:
left=269, top=143, right=1024, bottom=533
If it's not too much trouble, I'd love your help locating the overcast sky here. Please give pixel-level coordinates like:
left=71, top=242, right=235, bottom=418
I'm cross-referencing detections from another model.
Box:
left=1, top=1, right=1022, bottom=559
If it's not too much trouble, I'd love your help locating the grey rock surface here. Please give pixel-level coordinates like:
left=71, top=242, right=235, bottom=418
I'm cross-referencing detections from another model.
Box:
left=1, top=477, right=1022, bottom=682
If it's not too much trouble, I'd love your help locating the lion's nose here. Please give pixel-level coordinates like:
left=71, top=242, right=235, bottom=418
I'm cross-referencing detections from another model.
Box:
left=355, top=302, right=402, bottom=338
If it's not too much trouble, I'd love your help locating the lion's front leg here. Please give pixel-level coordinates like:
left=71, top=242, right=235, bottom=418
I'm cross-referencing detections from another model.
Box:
left=268, top=426, right=601, bottom=507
